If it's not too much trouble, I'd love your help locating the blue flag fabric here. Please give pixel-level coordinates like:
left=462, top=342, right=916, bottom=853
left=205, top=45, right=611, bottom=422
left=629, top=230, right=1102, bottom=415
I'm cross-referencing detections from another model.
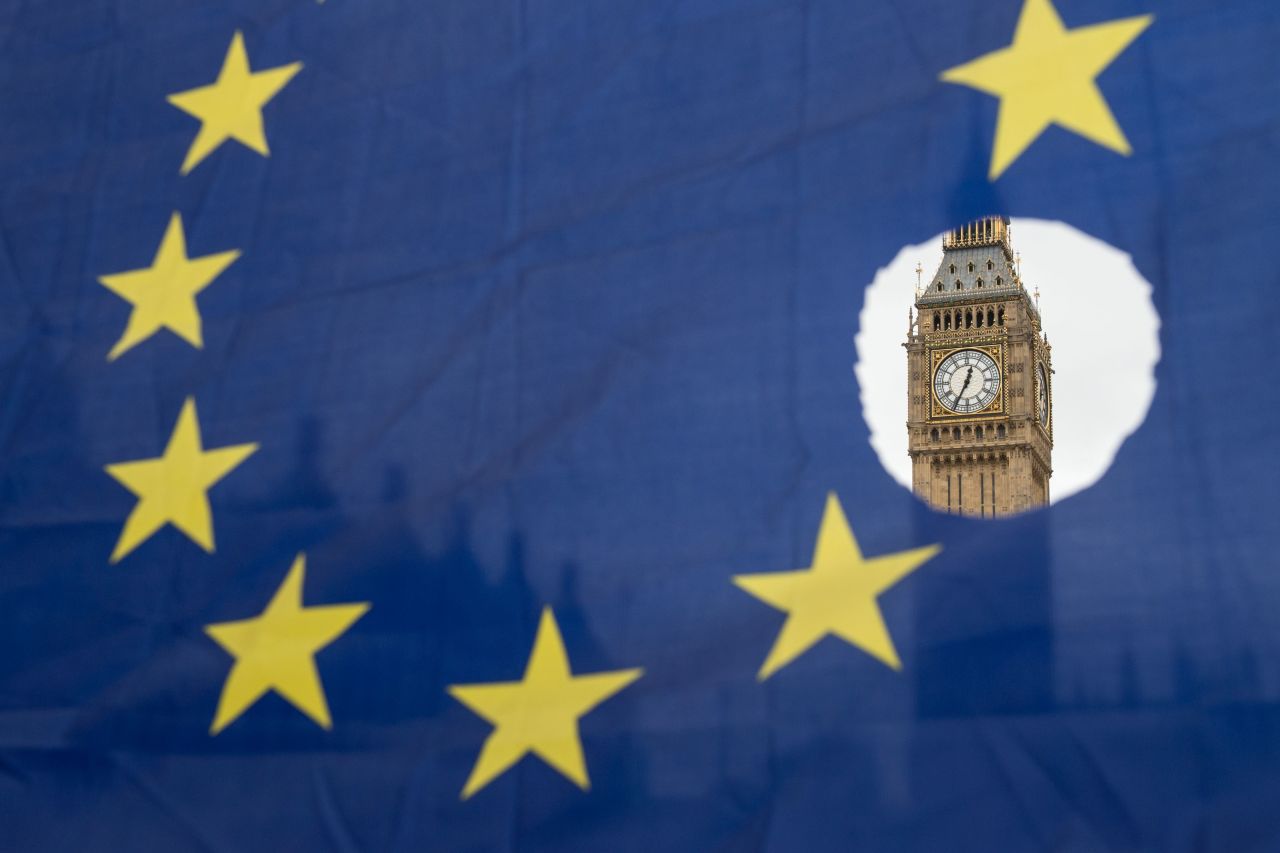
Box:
left=1, top=0, right=1277, bottom=850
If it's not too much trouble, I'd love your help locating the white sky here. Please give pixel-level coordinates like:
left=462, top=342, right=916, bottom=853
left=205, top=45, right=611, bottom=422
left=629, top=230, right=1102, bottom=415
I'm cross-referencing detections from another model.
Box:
left=855, top=219, right=1160, bottom=505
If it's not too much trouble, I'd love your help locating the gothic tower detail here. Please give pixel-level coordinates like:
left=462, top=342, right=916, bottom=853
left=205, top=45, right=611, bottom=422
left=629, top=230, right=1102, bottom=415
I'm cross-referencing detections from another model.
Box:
left=905, top=216, right=1053, bottom=516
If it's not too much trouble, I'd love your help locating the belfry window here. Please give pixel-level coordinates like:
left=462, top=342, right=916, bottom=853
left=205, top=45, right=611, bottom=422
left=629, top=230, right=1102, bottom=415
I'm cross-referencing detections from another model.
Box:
left=998, top=307, right=1005, bottom=325
left=977, top=309, right=984, bottom=328
left=933, top=312, right=941, bottom=330
left=987, top=309, right=995, bottom=326
left=965, top=309, right=973, bottom=328
left=944, top=313, right=951, bottom=330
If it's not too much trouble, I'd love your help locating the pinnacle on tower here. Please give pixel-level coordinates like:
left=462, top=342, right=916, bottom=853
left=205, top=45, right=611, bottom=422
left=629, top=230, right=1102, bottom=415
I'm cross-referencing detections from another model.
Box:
left=942, top=215, right=1011, bottom=252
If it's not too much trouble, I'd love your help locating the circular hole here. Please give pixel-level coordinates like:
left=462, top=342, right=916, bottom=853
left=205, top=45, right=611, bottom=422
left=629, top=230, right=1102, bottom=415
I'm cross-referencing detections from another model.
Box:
left=855, top=218, right=1160, bottom=514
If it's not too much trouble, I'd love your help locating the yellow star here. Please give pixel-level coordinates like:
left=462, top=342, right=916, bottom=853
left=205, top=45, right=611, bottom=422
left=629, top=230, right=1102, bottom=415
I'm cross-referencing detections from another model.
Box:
left=97, top=213, right=241, bottom=361
left=448, top=607, right=643, bottom=800
left=205, top=554, right=370, bottom=734
left=104, top=398, right=257, bottom=563
left=167, top=31, right=302, bottom=175
left=940, top=0, right=1153, bottom=179
left=733, top=493, right=940, bottom=679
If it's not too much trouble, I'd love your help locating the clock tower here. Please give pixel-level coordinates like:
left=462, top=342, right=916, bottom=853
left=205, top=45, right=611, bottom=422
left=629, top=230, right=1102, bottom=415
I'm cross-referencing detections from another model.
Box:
left=905, top=216, right=1053, bottom=516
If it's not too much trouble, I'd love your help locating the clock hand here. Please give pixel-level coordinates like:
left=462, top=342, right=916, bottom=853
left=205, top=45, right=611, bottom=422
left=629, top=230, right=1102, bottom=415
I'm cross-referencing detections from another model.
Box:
left=958, top=366, right=974, bottom=396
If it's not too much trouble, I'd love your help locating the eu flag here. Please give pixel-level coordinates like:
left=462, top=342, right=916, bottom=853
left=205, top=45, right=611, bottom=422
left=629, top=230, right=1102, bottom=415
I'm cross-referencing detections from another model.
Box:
left=1, top=0, right=1276, bottom=849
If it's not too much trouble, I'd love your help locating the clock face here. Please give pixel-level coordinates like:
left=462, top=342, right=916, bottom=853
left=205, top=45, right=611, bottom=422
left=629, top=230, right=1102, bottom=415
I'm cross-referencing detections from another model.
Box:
left=1037, top=363, right=1049, bottom=425
left=934, top=349, right=1000, bottom=414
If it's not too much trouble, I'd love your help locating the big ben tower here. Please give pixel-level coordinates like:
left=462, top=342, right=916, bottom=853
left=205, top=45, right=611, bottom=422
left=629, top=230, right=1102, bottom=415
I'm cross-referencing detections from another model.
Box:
left=905, top=216, right=1052, bottom=516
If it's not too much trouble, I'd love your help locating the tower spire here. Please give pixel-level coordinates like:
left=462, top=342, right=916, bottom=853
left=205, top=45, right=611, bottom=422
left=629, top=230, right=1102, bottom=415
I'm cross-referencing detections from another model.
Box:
left=941, top=215, right=1011, bottom=254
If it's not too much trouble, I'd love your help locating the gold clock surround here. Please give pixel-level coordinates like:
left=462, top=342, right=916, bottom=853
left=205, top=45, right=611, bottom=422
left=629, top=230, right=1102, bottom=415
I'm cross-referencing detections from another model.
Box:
left=928, top=342, right=1007, bottom=420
